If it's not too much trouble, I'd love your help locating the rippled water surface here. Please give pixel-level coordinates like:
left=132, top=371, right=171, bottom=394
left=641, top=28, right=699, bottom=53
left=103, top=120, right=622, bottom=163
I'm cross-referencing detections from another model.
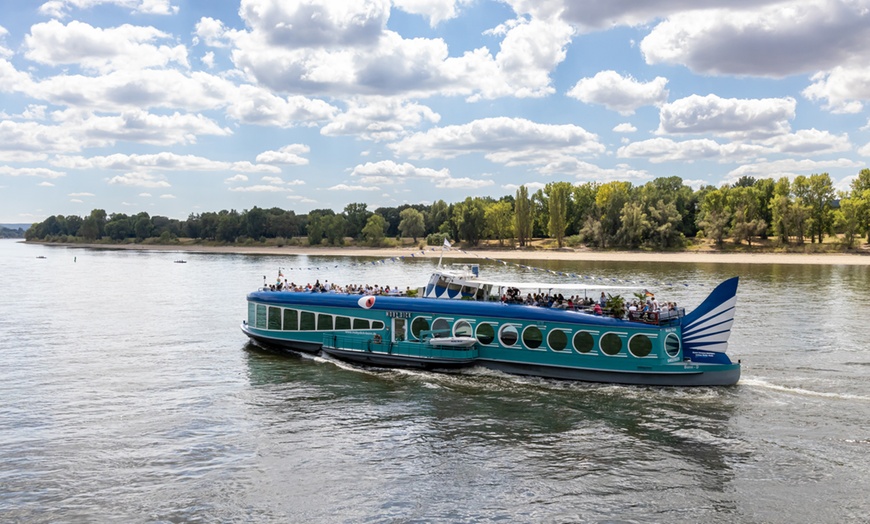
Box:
left=1, top=240, right=869, bottom=523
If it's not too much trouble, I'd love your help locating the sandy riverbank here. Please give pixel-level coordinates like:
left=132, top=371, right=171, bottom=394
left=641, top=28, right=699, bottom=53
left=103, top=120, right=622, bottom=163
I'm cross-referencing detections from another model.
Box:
left=34, top=241, right=870, bottom=266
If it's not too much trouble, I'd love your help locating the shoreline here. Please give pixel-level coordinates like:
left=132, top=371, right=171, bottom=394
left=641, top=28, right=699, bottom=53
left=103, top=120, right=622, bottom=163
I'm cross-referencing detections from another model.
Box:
left=29, top=241, right=870, bottom=266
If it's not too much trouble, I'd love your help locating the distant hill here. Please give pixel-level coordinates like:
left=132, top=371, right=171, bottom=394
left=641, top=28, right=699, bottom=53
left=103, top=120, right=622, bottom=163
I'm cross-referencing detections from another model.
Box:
left=1, top=225, right=27, bottom=239
left=1, top=223, right=32, bottom=230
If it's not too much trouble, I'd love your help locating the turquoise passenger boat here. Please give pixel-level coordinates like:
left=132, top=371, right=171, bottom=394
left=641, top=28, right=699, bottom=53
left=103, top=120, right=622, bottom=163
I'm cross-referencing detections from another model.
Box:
left=241, top=267, right=741, bottom=386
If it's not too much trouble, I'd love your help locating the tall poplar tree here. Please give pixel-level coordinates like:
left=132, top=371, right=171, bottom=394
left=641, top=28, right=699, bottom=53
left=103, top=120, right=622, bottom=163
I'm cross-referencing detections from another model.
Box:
left=514, top=185, right=533, bottom=247
left=545, top=181, right=571, bottom=248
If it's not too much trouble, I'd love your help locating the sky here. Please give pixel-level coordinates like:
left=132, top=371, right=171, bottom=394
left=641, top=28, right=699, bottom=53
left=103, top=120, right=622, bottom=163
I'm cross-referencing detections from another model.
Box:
left=1, top=0, right=870, bottom=224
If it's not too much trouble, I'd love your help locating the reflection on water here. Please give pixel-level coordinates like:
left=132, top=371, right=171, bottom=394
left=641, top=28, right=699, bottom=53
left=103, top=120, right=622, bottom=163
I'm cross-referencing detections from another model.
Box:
left=242, top=340, right=745, bottom=516
left=2, top=240, right=870, bottom=523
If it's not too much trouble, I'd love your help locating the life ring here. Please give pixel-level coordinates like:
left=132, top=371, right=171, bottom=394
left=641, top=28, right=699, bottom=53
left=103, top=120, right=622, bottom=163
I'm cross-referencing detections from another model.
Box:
left=373, top=334, right=382, bottom=344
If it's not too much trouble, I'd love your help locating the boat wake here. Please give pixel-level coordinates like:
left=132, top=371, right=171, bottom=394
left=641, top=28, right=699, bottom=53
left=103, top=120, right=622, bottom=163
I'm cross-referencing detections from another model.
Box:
left=741, top=378, right=870, bottom=402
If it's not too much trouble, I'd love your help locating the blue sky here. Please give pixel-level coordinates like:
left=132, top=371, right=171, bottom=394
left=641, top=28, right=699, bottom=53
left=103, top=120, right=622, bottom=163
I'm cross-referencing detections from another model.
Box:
left=2, top=0, right=870, bottom=223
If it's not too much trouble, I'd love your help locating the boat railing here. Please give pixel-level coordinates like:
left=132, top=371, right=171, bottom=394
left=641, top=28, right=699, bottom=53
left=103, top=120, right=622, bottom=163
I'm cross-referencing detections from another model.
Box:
left=627, top=307, right=685, bottom=325
left=322, top=333, right=478, bottom=360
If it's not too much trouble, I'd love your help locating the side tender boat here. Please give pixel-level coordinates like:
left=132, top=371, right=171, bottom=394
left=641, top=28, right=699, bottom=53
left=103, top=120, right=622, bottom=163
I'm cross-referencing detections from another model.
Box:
left=241, top=268, right=741, bottom=386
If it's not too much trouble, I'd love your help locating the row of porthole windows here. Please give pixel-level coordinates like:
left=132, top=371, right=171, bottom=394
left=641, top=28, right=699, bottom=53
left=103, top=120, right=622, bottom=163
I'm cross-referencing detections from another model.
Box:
left=410, top=316, right=680, bottom=359
left=249, top=303, right=384, bottom=332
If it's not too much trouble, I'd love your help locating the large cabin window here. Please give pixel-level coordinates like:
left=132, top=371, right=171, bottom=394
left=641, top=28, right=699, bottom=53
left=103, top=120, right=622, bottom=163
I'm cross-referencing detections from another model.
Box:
left=353, top=318, right=370, bottom=329
left=318, top=314, right=333, bottom=331
left=256, top=305, right=267, bottom=329
left=283, top=309, right=298, bottom=331
left=335, top=316, right=351, bottom=330
left=248, top=303, right=256, bottom=325
left=268, top=307, right=282, bottom=330
left=300, top=311, right=316, bottom=331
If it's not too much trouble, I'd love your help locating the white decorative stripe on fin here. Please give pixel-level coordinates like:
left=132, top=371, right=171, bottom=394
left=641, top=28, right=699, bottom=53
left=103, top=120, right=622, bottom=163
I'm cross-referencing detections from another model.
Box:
left=683, top=329, right=732, bottom=346
left=683, top=319, right=734, bottom=341
left=683, top=296, right=736, bottom=334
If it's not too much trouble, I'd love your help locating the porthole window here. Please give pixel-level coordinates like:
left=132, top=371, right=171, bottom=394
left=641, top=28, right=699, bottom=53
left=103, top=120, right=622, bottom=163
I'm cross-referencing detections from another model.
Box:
left=665, top=333, right=681, bottom=358
left=573, top=331, right=594, bottom=353
left=411, top=317, right=429, bottom=339
left=476, top=323, right=495, bottom=345
left=600, top=333, right=622, bottom=356
left=629, top=334, right=652, bottom=357
left=454, top=320, right=473, bottom=337
left=548, top=330, right=568, bottom=351
left=432, top=318, right=450, bottom=338
left=499, top=324, right=519, bottom=347
left=522, top=326, right=543, bottom=349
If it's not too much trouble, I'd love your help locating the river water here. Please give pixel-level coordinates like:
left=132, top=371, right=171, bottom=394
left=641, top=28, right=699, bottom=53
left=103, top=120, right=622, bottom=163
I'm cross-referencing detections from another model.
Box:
left=1, top=239, right=868, bottom=523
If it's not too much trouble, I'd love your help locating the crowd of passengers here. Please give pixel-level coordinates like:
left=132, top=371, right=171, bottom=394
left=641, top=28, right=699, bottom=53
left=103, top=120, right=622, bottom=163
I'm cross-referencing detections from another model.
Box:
left=266, top=278, right=408, bottom=296
left=265, top=279, right=679, bottom=319
left=501, top=287, right=679, bottom=318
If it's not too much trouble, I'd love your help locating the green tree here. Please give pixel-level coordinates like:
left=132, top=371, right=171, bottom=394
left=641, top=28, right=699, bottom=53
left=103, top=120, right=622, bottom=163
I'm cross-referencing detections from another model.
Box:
left=76, top=209, right=107, bottom=240
left=805, top=173, right=836, bottom=244
left=570, top=182, right=598, bottom=236
left=105, top=213, right=132, bottom=240
left=769, top=177, right=793, bottom=244
left=617, top=201, right=650, bottom=248
left=485, top=200, right=514, bottom=246
left=361, top=213, right=387, bottom=246
left=306, top=209, right=335, bottom=245
left=215, top=210, right=241, bottom=242
left=514, top=185, right=533, bottom=247
left=426, top=200, right=450, bottom=234
left=452, top=197, right=487, bottom=246
left=245, top=206, right=267, bottom=239
left=579, top=215, right=604, bottom=248
left=698, top=188, right=731, bottom=248
left=647, top=199, right=684, bottom=248
left=398, top=208, right=426, bottom=242
left=530, top=189, right=549, bottom=238
left=596, top=181, right=631, bottom=248
left=545, top=181, right=572, bottom=248
left=835, top=196, right=861, bottom=249
left=729, top=186, right=766, bottom=247
left=324, top=214, right=347, bottom=245
left=344, top=203, right=372, bottom=239
left=133, top=212, right=153, bottom=240
left=851, top=168, right=870, bottom=243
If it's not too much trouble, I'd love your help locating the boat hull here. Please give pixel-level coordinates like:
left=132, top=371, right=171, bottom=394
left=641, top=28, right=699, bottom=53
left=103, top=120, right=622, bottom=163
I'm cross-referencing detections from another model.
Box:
left=240, top=322, right=322, bottom=353
left=478, top=359, right=740, bottom=386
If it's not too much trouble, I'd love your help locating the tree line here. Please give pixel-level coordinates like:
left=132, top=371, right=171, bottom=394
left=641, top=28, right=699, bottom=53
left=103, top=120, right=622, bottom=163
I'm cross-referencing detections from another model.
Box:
left=25, top=170, right=870, bottom=250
